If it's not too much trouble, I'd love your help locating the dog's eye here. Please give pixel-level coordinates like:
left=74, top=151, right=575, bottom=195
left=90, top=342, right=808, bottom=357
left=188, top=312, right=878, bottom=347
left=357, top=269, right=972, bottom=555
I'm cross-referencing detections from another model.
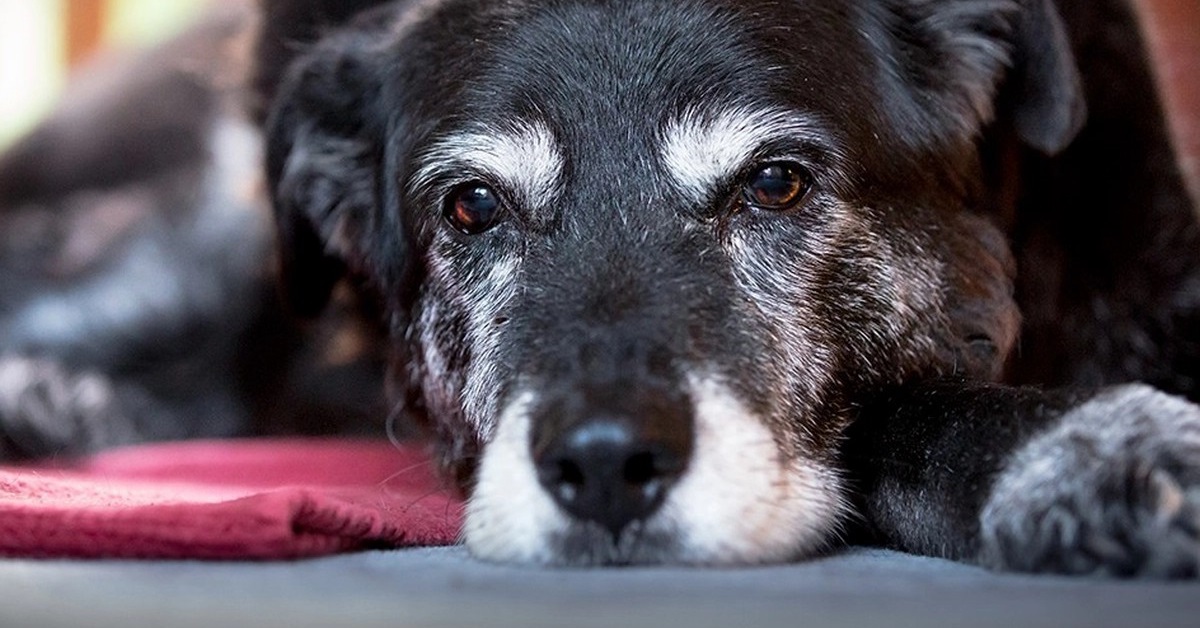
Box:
left=742, top=162, right=812, bottom=210
left=445, top=183, right=504, bottom=234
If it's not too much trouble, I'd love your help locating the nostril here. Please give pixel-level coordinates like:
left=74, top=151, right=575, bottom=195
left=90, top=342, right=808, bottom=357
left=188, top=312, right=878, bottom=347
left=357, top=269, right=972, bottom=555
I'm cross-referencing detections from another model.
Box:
left=622, top=451, right=658, bottom=486
left=557, top=459, right=585, bottom=487
left=555, top=459, right=585, bottom=502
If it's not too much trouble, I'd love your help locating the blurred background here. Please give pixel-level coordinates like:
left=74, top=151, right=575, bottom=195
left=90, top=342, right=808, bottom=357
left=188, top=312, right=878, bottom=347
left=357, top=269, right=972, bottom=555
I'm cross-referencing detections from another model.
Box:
left=0, top=0, right=208, bottom=148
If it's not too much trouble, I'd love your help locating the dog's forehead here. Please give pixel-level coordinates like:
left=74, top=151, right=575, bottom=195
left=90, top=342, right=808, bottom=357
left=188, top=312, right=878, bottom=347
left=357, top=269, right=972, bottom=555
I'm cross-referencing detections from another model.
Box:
left=398, top=0, right=877, bottom=212
left=404, top=0, right=874, bottom=137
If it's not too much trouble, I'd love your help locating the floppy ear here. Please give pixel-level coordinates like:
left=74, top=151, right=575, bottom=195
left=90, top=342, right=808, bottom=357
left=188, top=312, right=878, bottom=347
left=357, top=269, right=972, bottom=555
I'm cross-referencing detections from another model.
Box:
left=887, top=0, right=1087, bottom=154
left=265, top=36, right=386, bottom=317
left=254, top=0, right=393, bottom=317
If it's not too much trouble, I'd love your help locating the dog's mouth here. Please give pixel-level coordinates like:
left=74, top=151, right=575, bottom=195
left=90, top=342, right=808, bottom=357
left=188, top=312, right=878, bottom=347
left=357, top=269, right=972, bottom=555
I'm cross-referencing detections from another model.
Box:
left=550, top=519, right=681, bottom=567
left=463, top=375, right=848, bottom=566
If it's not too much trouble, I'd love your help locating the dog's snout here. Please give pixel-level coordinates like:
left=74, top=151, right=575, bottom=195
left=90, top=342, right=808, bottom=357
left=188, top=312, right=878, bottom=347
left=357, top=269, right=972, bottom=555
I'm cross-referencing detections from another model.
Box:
left=535, top=416, right=690, bottom=538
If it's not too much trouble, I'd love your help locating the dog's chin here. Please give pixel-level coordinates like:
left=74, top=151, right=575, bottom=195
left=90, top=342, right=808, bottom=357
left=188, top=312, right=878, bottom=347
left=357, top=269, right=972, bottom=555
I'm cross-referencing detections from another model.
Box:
left=463, top=376, right=848, bottom=566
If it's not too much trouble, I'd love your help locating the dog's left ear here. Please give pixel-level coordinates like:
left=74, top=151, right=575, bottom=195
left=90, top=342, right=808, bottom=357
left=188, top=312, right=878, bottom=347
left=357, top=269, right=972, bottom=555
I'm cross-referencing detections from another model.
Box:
left=263, top=27, right=389, bottom=317
left=252, top=0, right=400, bottom=317
left=888, top=0, right=1087, bottom=154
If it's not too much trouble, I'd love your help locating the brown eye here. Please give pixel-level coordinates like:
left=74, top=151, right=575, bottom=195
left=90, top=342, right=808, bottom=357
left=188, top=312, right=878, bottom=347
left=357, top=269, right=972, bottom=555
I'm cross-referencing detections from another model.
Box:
left=742, top=162, right=812, bottom=210
left=445, top=183, right=504, bottom=234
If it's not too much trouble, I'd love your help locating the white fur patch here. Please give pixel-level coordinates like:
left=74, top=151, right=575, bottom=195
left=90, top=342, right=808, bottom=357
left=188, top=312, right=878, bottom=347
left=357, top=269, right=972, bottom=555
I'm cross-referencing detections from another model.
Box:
left=661, top=375, right=848, bottom=563
left=464, top=376, right=848, bottom=564
left=418, top=221, right=522, bottom=436
left=659, top=105, right=832, bottom=203
left=725, top=211, right=844, bottom=406
left=459, top=254, right=522, bottom=436
left=464, top=390, right=569, bottom=563
left=411, top=121, right=564, bottom=213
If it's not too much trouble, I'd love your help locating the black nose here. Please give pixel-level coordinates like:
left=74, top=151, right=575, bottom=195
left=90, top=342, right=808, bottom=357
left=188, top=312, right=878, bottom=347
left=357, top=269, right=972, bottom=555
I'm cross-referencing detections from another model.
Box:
left=534, top=416, right=689, bottom=538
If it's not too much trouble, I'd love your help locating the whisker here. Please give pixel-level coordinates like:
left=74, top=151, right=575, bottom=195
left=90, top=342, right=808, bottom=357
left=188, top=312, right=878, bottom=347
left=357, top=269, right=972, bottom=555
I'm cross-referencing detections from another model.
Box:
left=627, top=519, right=650, bottom=563
left=377, top=458, right=435, bottom=488
left=400, top=485, right=448, bottom=512
left=385, top=402, right=406, bottom=451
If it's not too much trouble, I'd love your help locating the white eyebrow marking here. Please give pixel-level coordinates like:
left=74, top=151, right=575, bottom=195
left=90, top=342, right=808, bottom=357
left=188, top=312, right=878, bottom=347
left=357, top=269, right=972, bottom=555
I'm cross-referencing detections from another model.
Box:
left=411, top=120, right=564, bottom=211
left=659, top=106, right=834, bottom=202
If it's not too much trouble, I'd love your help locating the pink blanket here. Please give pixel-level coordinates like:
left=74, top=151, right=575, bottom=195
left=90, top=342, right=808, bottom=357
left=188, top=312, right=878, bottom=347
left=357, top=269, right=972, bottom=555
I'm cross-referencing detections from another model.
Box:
left=0, top=439, right=463, bottom=560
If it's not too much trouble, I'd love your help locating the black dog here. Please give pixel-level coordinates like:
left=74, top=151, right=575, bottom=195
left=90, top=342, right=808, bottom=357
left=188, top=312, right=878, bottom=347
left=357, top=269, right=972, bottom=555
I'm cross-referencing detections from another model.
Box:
left=2, top=0, right=1199, bottom=577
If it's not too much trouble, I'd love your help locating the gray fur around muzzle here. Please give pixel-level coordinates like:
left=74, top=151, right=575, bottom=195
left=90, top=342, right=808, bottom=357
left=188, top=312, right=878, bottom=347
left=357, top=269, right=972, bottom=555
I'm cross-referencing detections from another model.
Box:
left=436, top=211, right=847, bottom=564
left=467, top=222, right=751, bottom=543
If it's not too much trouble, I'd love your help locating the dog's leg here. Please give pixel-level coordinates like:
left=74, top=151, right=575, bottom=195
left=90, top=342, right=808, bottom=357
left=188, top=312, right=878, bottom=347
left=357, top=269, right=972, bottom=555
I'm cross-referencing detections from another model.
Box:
left=0, top=355, right=141, bottom=460
left=844, top=380, right=1200, bottom=578
left=0, top=354, right=238, bottom=461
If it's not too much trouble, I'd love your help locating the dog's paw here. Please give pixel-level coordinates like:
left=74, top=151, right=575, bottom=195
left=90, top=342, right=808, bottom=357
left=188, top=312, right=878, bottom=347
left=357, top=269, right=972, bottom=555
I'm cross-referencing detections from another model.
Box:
left=0, top=355, right=133, bottom=460
left=979, top=385, right=1200, bottom=578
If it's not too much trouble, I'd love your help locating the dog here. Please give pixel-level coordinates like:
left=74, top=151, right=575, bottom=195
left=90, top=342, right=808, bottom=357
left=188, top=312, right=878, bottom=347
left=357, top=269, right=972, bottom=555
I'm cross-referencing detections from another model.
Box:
left=2, top=0, right=1199, bottom=577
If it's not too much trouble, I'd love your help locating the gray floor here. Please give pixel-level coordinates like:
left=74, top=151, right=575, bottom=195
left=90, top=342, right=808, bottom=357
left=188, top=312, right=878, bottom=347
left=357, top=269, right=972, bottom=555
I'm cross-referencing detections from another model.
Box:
left=1, top=546, right=1197, bottom=628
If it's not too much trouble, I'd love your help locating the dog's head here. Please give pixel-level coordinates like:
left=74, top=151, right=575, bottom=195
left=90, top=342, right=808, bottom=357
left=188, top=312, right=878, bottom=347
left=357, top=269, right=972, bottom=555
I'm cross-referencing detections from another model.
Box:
left=257, top=0, right=1085, bottom=564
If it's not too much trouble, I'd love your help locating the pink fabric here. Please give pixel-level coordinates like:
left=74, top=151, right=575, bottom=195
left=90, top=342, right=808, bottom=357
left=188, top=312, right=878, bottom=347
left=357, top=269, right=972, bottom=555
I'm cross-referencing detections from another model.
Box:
left=0, top=439, right=463, bottom=560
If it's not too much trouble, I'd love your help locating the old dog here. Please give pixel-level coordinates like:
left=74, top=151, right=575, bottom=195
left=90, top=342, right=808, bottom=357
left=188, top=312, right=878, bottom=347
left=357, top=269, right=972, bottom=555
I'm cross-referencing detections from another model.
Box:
left=2, top=0, right=1199, bottom=577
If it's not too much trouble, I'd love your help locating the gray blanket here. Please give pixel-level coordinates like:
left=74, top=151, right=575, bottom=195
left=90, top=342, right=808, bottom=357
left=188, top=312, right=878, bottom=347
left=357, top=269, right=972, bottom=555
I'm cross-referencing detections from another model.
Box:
left=2, top=547, right=1196, bottom=628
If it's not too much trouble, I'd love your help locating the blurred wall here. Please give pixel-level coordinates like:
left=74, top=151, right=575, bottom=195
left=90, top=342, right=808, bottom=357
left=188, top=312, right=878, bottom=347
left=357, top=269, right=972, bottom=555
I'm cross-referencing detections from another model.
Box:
left=1137, top=0, right=1200, bottom=208
left=0, top=1, right=65, bottom=149
left=0, top=0, right=208, bottom=148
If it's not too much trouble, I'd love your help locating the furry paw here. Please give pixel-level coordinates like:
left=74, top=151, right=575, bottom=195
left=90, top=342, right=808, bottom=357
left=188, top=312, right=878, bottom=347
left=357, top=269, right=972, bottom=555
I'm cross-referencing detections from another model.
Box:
left=980, top=385, right=1200, bottom=578
left=0, top=355, right=133, bottom=459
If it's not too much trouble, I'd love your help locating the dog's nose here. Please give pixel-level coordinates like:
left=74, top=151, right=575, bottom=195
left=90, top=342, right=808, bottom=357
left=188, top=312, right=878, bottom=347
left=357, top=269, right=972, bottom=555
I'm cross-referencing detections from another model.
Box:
left=534, top=417, right=689, bottom=538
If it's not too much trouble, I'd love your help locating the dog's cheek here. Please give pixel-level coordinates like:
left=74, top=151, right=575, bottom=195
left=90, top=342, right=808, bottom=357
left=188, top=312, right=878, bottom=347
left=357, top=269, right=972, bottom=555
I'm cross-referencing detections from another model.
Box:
left=660, top=375, right=849, bottom=563
left=824, top=207, right=1016, bottom=384
left=419, top=239, right=509, bottom=420
left=737, top=201, right=973, bottom=388
left=411, top=295, right=467, bottom=428
left=853, top=217, right=951, bottom=378
left=725, top=215, right=839, bottom=426
left=455, top=254, right=522, bottom=437
left=938, top=212, right=1020, bottom=380
left=463, top=390, right=568, bottom=564
left=857, top=208, right=1020, bottom=382
left=720, top=201, right=953, bottom=450
left=405, top=235, right=525, bottom=470
left=723, top=202, right=928, bottom=429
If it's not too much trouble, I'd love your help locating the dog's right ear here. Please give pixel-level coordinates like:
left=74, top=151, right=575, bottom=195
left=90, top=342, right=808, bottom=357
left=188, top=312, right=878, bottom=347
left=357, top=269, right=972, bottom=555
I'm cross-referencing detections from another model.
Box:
left=880, top=0, right=1087, bottom=155
left=254, top=1, right=392, bottom=317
